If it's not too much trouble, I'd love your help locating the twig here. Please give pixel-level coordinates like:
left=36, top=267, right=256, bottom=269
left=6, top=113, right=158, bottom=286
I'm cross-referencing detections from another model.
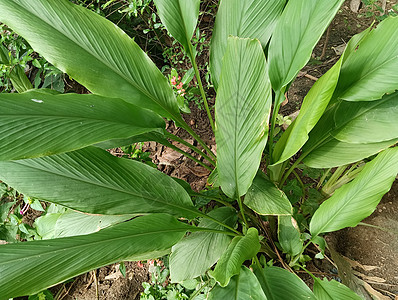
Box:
left=304, top=74, right=319, bottom=81
left=320, top=26, right=331, bottom=60
left=94, top=270, right=99, bottom=300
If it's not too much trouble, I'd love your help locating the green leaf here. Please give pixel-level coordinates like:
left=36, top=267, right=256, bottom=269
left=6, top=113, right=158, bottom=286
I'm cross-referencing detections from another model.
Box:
left=303, top=138, right=397, bottom=168
left=303, top=91, right=398, bottom=168
left=0, top=147, right=200, bottom=219
left=272, top=58, right=343, bottom=164
left=53, top=210, right=133, bottom=238
left=313, top=278, right=362, bottom=300
left=245, top=172, right=292, bottom=215
left=333, top=17, right=398, bottom=102
left=153, top=0, right=200, bottom=53
left=0, top=90, right=164, bottom=161
left=169, top=207, right=237, bottom=283
left=209, top=266, right=267, bottom=300
left=0, top=214, right=192, bottom=299
left=268, top=0, right=344, bottom=91
left=332, top=93, right=398, bottom=144
left=210, top=0, right=286, bottom=89
left=215, top=37, right=272, bottom=198
left=209, top=227, right=260, bottom=287
left=0, top=0, right=181, bottom=121
left=310, top=147, right=398, bottom=236
left=278, top=216, right=302, bottom=257
left=34, top=213, right=62, bottom=240
left=255, top=266, right=316, bottom=300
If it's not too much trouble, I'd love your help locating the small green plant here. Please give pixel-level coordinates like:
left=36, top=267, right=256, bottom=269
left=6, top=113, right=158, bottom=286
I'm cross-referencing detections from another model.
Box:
left=140, top=259, right=205, bottom=300
left=359, top=0, right=398, bottom=21
left=0, top=1, right=398, bottom=299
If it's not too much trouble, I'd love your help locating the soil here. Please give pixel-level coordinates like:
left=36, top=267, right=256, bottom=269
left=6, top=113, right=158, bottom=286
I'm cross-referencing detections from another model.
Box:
left=49, top=262, right=150, bottom=300
left=10, top=1, right=398, bottom=299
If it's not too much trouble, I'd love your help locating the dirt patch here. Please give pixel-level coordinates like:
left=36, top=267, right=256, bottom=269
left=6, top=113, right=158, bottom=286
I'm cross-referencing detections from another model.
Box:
left=327, top=181, right=398, bottom=298
left=49, top=262, right=149, bottom=300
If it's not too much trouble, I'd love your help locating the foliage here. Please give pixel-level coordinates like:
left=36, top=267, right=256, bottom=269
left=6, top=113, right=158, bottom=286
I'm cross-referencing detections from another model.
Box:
left=0, top=0, right=397, bottom=299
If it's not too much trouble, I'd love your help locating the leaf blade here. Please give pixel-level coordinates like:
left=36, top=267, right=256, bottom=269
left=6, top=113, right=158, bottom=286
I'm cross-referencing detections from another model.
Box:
left=245, top=172, right=292, bottom=215
left=0, top=0, right=180, bottom=120
left=310, top=147, right=398, bottom=236
left=0, top=214, right=191, bottom=299
left=0, top=90, right=164, bottom=160
left=268, top=0, right=344, bottom=91
left=334, top=17, right=398, bottom=102
left=210, top=0, right=286, bottom=89
left=154, top=0, right=199, bottom=53
left=169, top=207, right=237, bottom=283
left=215, top=37, right=272, bottom=198
left=209, top=266, right=267, bottom=300
left=0, top=147, right=200, bottom=219
left=209, top=227, right=260, bottom=287
left=255, top=266, right=316, bottom=300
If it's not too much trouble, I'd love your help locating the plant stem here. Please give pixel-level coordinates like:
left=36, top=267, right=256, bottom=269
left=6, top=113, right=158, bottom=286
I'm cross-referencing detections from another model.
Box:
left=200, top=213, right=242, bottom=235
left=188, top=42, right=215, bottom=133
left=178, top=121, right=217, bottom=161
left=292, top=170, right=306, bottom=201
left=317, top=168, right=331, bottom=190
left=192, top=227, right=239, bottom=236
left=189, top=279, right=211, bottom=300
left=268, top=90, right=285, bottom=163
left=279, top=154, right=306, bottom=187
left=165, top=131, right=216, bottom=166
left=253, top=255, right=263, bottom=271
left=237, top=195, right=249, bottom=228
left=165, top=142, right=213, bottom=171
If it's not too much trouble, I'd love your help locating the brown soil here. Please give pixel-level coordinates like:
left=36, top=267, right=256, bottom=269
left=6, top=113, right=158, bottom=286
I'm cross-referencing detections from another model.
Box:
left=50, top=262, right=149, bottom=300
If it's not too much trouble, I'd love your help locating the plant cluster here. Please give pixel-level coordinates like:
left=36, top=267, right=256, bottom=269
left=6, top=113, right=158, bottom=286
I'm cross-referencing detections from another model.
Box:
left=0, top=0, right=397, bottom=299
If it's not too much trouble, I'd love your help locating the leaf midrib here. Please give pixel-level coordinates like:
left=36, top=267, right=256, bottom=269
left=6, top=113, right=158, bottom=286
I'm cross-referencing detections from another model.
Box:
left=1, top=226, right=189, bottom=265
left=13, top=157, right=199, bottom=216
left=0, top=114, right=159, bottom=128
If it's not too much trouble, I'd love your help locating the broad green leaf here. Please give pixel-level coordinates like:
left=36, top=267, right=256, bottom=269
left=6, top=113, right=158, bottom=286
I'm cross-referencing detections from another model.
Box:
left=0, top=0, right=181, bottom=121
left=170, top=207, right=237, bottom=283
left=303, top=91, right=398, bottom=168
left=0, top=147, right=200, bottom=219
left=210, top=0, right=286, bottom=89
left=245, top=172, right=292, bottom=215
left=333, top=17, right=398, bottom=102
left=268, top=0, right=344, bottom=91
left=0, top=90, right=164, bottom=161
left=0, top=214, right=192, bottom=299
left=303, top=137, right=397, bottom=168
left=255, top=266, right=316, bottom=300
left=34, top=213, right=62, bottom=240
left=278, top=216, right=302, bottom=257
left=154, top=0, right=199, bottom=53
left=215, top=37, right=272, bottom=198
left=310, top=147, right=398, bottom=236
left=209, top=266, right=267, bottom=300
left=209, top=227, right=260, bottom=287
left=272, top=27, right=372, bottom=165
left=332, top=93, right=398, bottom=144
left=272, top=59, right=343, bottom=164
left=54, top=210, right=133, bottom=238
left=313, top=278, right=362, bottom=300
